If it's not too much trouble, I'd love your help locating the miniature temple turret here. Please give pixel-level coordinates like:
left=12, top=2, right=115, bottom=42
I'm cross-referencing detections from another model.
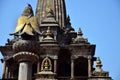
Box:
left=73, top=28, right=88, bottom=44
left=96, top=57, right=103, bottom=71
left=92, top=57, right=109, bottom=77
left=88, top=57, right=111, bottom=80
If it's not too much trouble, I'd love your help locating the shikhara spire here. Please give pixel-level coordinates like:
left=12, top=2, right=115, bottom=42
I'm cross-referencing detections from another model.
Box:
left=36, top=0, right=66, bottom=29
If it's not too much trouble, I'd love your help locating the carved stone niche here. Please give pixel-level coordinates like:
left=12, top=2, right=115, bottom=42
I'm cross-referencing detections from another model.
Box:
left=35, top=57, right=57, bottom=80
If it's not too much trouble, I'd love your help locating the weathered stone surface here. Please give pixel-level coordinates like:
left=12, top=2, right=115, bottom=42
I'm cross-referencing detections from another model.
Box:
left=18, top=62, right=32, bottom=80
left=13, top=40, right=40, bottom=53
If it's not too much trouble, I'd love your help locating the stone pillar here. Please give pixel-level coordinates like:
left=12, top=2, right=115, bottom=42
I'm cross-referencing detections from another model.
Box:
left=54, top=59, right=57, bottom=73
left=13, top=52, right=39, bottom=80
left=12, top=39, right=39, bottom=80
left=2, top=60, right=6, bottom=79
left=5, top=66, right=8, bottom=78
left=54, top=56, right=58, bottom=74
left=11, top=72, right=14, bottom=79
left=37, top=62, right=40, bottom=73
left=88, top=56, right=92, bottom=77
left=8, top=71, right=11, bottom=78
left=18, top=62, right=32, bottom=80
left=71, top=56, right=75, bottom=80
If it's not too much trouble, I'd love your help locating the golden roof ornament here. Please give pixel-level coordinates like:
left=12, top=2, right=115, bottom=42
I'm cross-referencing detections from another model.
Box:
left=72, top=28, right=89, bottom=44
left=92, top=57, right=110, bottom=77
left=46, top=8, right=53, bottom=14
left=11, top=4, right=41, bottom=39
left=96, top=57, right=103, bottom=68
left=46, top=27, right=52, bottom=36
left=22, top=4, right=34, bottom=17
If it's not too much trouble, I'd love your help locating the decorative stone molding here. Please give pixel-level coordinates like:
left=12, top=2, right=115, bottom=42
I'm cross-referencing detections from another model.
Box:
left=13, top=52, right=39, bottom=63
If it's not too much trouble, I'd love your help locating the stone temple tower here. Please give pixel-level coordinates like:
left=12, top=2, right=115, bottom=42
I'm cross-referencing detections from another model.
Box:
left=36, top=0, right=66, bottom=29
left=0, top=0, right=112, bottom=80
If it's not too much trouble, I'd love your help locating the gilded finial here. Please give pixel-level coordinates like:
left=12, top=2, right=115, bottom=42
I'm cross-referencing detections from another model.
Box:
left=72, top=27, right=89, bottom=44
left=78, top=28, right=83, bottom=36
left=44, top=59, right=49, bottom=69
left=92, top=57, right=109, bottom=76
left=46, top=8, right=53, bottom=14
left=46, top=27, right=52, bottom=36
left=22, top=4, right=34, bottom=17
left=96, top=57, right=103, bottom=68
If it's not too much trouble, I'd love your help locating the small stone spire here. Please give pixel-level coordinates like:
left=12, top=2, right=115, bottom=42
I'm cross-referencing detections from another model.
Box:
left=66, top=15, right=70, bottom=24
left=72, top=28, right=89, bottom=44
left=66, top=15, right=74, bottom=31
left=95, top=57, right=103, bottom=72
left=92, top=57, right=110, bottom=77
left=96, top=57, right=103, bottom=68
left=78, top=28, right=83, bottom=36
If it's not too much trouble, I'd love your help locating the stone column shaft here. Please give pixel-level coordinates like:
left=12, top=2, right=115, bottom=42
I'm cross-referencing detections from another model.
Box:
left=5, top=66, right=8, bottom=78
left=8, top=71, right=11, bottom=78
left=18, top=62, right=32, bottom=80
left=88, top=56, right=92, bottom=77
left=54, top=59, right=57, bottom=73
left=37, top=62, right=40, bottom=72
left=2, top=61, right=6, bottom=79
left=71, top=59, right=74, bottom=80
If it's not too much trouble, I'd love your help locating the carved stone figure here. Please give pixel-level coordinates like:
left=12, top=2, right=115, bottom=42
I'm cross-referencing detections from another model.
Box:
left=11, top=4, right=41, bottom=40
left=41, top=56, right=52, bottom=71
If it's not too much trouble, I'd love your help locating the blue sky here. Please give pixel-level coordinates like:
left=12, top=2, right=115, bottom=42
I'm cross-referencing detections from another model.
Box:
left=0, top=0, right=120, bottom=80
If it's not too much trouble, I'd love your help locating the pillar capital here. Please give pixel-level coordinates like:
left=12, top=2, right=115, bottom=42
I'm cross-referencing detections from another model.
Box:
left=13, top=52, right=39, bottom=63
left=88, top=55, right=92, bottom=60
left=71, top=55, right=76, bottom=60
left=54, top=55, right=58, bottom=60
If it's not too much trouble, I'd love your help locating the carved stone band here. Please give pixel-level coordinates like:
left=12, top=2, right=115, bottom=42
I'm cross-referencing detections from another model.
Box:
left=13, top=52, right=39, bottom=63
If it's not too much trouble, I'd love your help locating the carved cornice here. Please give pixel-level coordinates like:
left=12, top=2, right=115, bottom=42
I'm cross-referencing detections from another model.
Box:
left=40, top=44, right=60, bottom=55
left=13, top=51, right=39, bottom=63
left=67, top=44, right=96, bottom=56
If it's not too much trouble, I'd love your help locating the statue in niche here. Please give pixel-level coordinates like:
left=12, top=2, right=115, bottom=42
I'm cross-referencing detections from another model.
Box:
left=11, top=4, right=41, bottom=40
left=41, top=56, right=52, bottom=71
